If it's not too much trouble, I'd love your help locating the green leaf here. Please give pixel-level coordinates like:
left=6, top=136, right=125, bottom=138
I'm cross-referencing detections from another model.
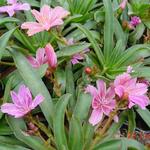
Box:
left=94, top=138, right=144, bottom=150
left=0, top=142, right=30, bottom=150
left=57, top=43, right=90, bottom=58
left=114, top=18, right=127, bottom=50
left=65, top=63, right=76, bottom=110
left=0, top=123, right=13, bottom=135
left=0, top=17, right=19, bottom=26
left=129, top=23, right=145, bottom=44
left=73, top=23, right=105, bottom=67
left=120, top=138, right=145, bottom=150
left=127, top=109, right=136, bottom=135
left=0, top=28, right=16, bottom=60
left=6, top=24, right=35, bottom=52
left=53, top=94, right=71, bottom=150
left=69, top=116, right=83, bottom=150
left=103, top=0, right=114, bottom=62
left=113, top=44, right=150, bottom=67
left=9, top=49, right=54, bottom=127
left=136, top=108, right=150, bottom=128
left=0, top=136, right=26, bottom=146
left=73, top=92, right=92, bottom=121
left=93, top=139, right=121, bottom=150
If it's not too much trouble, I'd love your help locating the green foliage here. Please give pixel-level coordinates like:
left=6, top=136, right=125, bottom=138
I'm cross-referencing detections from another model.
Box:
left=0, top=0, right=150, bottom=149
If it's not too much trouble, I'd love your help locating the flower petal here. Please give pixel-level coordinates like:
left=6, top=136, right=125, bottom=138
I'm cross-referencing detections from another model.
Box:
left=31, top=94, right=44, bottom=109
left=114, top=73, right=131, bottom=86
left=115, top=85, right=124, bottom=98
left=106, top=86, right=115, bottom=99
left=85, top=85, right=98, bottom=97
left=129, top=95, right=149, bottom=109
left=21, top=22, right=44, bottom=36
left=130, top=83, right=148, bottom=96
left=36, top=48, right=47, bottom=65
left=10, top=91, right=20, bottom=105
left=27, top=56, right=40, bottom=68
left=14, top=3, right=30, bottom=11
left=1, top=103, right=25, bottom=118
left=89, top=109, right=103, bottom=126
left=96, top=80, right=106, bottom=98
left=45, top=43, right=57, bottom=69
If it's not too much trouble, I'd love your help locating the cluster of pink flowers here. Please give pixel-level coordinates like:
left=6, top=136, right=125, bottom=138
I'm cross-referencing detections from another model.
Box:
left=0, top=0, right=30, bottom=17
left=27, top=43, right=57, bottom=69
left=86, top=66, right=149, bottom=126
left=1, top=85, right=44, bottom=118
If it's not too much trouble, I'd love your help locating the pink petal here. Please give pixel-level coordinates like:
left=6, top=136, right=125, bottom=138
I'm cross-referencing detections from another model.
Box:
left=106, top=86, right=115, bottom=99
left=129, top=95, right=149, bottom=109
left=17, top=85, right=32, bottom=109
left=124, top=78, right=136, bottom=89
left=49, top=6, right=69, bottom=28
left=89, top=109, right=103, bottom=126
left=21, top=22, right=44, bottom=36
left=18, top=85, right=32, bottom=101
left=85, top=85, right=98, bottom=97
left=102, top=100, right=116, bottom=115
left=130, top=83, right=148, bottom=96
left=1, top=103, right=25, bottom=118
left=52, top=6, right=70, bottom=19
left=45, top=43, right=57, bottom=69
left=36, top=48, right=47, bottom=65
left=10, top=91, right=20, bottom=105
left=14, top=3, right=30, bottom=11
left=49, top=18, right=64, bottom=28
left=31, top=94, right=44, bottom=109
left=128, top=101, right=135, bottom=109
left=31, top=9, right=43, bottom=24
left=71, top=58, right=80, bottom=65
left=41, top=5, right=51, bottom=17
left=115, top=85, right=124, bottom=98
left=27, top=56, right=40, bottom=68
left=114, top=73, right=131, bottom=86
left=0, top=6, right=15, bottom=17
left=96, top=80, right=106, bottom=98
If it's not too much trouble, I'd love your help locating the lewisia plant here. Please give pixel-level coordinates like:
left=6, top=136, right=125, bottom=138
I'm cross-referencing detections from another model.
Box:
left=0, top=0, right=150, bottom=150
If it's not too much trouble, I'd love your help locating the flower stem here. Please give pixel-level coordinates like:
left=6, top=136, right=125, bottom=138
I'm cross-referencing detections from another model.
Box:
left=90, top=110, right=117, bottom=149
left=26, top=114, right=55, bottom=145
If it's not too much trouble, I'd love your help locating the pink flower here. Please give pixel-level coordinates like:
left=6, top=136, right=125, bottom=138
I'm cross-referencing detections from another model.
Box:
left=67, top=38, right=90, bottom=65
left=129, top=16, right=141, bottom=27
left=114, top=73, right=149, bottom=109
left=0, top=0, right=30, bottom=17
left=45, top=43, right=57, bottom=69
left=27, top=48, right=47, bottom=68
left=119, top=0, right=128, bottom=10
left=21, top=5, right=70, bottom=36
left=1, top=85, right=44, bottom=118
left=85, top=80, right=117, bottom=126
left=27, top=43, right=57, bottom=69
